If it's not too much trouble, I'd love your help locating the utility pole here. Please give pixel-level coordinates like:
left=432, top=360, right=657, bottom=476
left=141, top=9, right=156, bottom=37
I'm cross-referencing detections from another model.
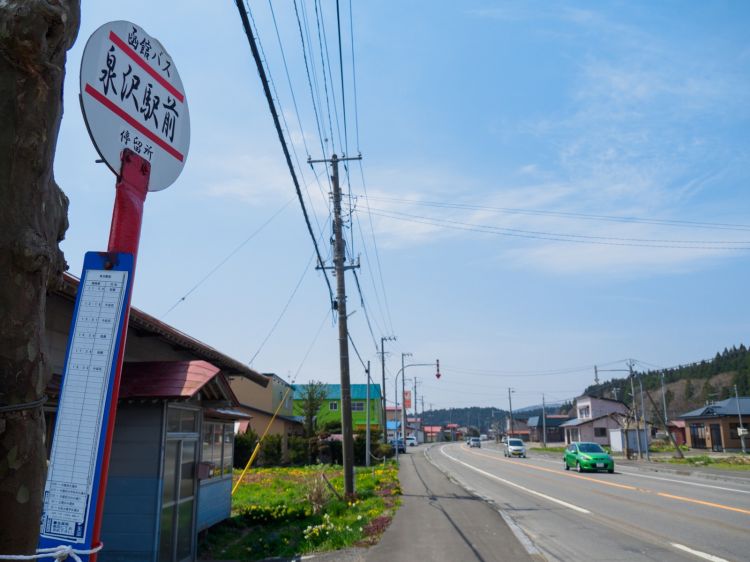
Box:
left=542, top=393, right=547, bottom=448
left=508, top=388, right=515, bottom=438
left=401, top=353, right=412, bottom=448
left=628, top=360, right=643, bottom=460
left=735, top=384, right=747, bottom=454
left=637, top=373, right=651, bottom=461
left=380, top=335, right=396, bottom=443
left=660, top=372, right=669, bottom=428
left=309, top=153, right=361, bottom=496
left=365, top=361, right=371, bottom=467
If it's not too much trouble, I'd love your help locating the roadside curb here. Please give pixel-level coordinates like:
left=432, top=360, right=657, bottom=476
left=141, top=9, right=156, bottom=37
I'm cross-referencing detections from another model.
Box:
left=423, top=444, right=545, bottom=560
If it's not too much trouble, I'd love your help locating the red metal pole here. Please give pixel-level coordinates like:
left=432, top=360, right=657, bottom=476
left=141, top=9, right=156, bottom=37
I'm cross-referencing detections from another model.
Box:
left=89, top=148, right=149, bottom=559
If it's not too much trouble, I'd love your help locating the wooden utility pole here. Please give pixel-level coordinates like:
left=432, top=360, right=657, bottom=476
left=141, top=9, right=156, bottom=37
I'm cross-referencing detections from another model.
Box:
left=309, top=153, right=361, bottom=496
left=380, top=336, right=395, bottom=442
left=542, top=393, right=547, bottom=448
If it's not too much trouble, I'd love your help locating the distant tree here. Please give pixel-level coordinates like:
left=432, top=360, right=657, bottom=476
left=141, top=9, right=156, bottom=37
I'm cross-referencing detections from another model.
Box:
left=0, top=1, right=80, bottom=553
left=684, top=379, right=695, bottom=400
left=298, top=381, right=327, bottom=438
left=701, top=379, right=716, bottom=403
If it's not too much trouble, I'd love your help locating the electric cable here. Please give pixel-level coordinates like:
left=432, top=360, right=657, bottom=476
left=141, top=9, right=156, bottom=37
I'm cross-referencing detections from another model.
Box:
left=359, top=194, right=750, bottom=233
left=234, top=0, right=335, bottom=304
left=363, top=206, right=750, bottom=250
left=162, top=197, right=294, bottom=318
left=248, top=250, right=316, bottom=366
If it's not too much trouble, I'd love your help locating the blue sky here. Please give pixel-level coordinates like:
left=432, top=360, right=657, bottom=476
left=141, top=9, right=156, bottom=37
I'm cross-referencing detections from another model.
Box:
left=54, top=1, right=750, bottom=410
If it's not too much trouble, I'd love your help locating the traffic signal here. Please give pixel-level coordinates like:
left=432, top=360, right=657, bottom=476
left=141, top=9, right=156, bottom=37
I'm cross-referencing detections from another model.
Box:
left=435, top=359, right=441, bottom=379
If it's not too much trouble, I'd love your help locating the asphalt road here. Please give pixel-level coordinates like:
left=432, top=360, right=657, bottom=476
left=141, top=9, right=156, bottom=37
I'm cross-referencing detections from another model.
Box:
left=428, top=442, right=750, bottom=562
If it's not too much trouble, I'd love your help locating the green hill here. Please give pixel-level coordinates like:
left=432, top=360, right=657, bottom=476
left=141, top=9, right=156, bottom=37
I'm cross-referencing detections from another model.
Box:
left=583, top=344, right=750, bottom=422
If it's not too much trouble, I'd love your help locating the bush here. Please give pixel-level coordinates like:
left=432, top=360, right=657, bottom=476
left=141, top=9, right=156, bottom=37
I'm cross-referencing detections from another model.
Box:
left=288, top=435, right=309, bottom=465
left=234, top=429, right=259, bottom=469
left=260, top=434, right=283, bottom=466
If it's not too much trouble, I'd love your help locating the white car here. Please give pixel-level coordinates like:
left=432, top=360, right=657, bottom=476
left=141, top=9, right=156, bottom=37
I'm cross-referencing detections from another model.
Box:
left=406, top=436, right=418, bottom=447
left=504, top=438, right=527, bottom=458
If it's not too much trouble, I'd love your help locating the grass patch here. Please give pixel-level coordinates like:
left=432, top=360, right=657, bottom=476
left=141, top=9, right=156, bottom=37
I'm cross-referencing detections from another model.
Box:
left=199, top=462, right=401, bottom=561
left=535, top=446, right=567, bottom=453
left=655, top=454, right=750, bottom=470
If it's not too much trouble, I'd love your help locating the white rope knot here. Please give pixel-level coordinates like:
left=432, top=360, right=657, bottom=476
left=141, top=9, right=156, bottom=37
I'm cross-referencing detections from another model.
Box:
left=0, top=543, right=102, bottom=561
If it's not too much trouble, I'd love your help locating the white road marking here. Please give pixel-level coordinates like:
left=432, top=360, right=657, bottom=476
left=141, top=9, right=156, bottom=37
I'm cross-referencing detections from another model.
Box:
left=671, top=542, right=730, bottom=562
left=440, top=446, right=591, bottom=514
left=498, top=510, right=541, bottom=556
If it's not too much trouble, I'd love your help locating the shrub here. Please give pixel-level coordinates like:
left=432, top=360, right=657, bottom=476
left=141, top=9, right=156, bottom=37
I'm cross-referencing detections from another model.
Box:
left=305, top=475, right=330, bottom=514
left=260, top=434, right=283, bottom=466
left=234, top=429, right=259, bottom=469
left=288, top=435, right=309, bottom=465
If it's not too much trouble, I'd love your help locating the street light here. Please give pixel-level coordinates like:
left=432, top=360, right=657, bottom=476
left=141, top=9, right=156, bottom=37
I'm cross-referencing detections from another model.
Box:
left=394, top=357, right=439, bottom=461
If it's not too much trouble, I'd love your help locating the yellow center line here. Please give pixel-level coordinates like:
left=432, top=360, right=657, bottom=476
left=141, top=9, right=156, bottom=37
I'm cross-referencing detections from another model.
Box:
left=459, top=445, right=750, bottom=516
left=658, top=492, right=750, bottom=516
left=467, top=447, right=637, bottom=490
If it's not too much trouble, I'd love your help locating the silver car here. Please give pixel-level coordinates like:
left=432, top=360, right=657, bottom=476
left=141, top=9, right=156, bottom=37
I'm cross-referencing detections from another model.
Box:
left=504, top=438, right=526, bottom=458
left=468, top=437, right=481, bottom=448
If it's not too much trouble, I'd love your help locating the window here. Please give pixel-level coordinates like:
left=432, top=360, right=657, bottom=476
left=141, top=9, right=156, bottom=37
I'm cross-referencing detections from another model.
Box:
left=578, top=406, right=591, bottom=419
left=594, top=427, right=607, bottom=438
left=329, top=401, right=339, bottom=411
left=352, top=402, right=364, bottom=412
left=201, top=421, right=234, bottom=478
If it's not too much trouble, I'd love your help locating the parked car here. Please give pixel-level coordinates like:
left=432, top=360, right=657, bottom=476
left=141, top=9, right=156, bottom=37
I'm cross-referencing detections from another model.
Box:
left=564, top=441, right=614, bottom=473
left=406, top=436, right=418, bottom=447
left=504, top=438, right=527, bottom=458
left=468, top=437, right=481, bottom=448
left=390, top=438, right=406, bottom=454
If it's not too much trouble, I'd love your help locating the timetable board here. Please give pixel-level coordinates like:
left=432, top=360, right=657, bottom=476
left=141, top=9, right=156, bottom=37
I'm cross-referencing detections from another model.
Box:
left=39, top=252, right=133, bottom=552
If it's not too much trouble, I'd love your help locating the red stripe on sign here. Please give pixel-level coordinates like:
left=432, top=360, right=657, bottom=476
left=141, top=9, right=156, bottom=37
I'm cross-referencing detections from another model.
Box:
left=108, top=31, right=185, bottom=103
left=84, top=83, right=184, bottom=162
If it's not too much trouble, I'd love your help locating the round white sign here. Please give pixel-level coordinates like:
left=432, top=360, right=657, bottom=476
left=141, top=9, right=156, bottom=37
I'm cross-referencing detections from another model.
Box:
left=80, top=21, right=190, bottom=191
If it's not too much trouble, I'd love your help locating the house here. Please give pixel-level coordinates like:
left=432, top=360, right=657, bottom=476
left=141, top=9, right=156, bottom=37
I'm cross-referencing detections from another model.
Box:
left=560, top=395, right=629, bottom=445
left=43, top=273, right=265, bottom=562
left=677, top=397, right=750, bottom=452
left=292, top=383, right=383, bottom=434
left=505, top=417, right=530, bottom=439
left=423, top=425, right=442, bottom=443
left=526, top=415, right=569, bottom=443
left=667, top=419, right=687, bottom=447
left=228, top=372, right=303, bottom=461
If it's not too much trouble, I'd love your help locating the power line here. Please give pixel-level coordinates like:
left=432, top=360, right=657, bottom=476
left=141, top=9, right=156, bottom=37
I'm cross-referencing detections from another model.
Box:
left=359, top=194, right=750, bottom=233
left=293, top=0, right=327, bottom=159
left=249, top=2, right=327, bottom=243
left=162, top=197, right=294, bottom=318
left=362, top=206, right=750, bottom=250
left=248, top=251, right=317, bottom=367
left=351, top=268, right=381, bottom=352
left=235, top=0, right=334, bottom=303
left=354, top=170, right=395, bottom=334
left=313, top=0, right=336, bottom=153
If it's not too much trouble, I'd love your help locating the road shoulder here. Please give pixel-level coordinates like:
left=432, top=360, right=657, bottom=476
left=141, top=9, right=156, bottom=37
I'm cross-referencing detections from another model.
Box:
left=365, top=446, right=538, bottom=562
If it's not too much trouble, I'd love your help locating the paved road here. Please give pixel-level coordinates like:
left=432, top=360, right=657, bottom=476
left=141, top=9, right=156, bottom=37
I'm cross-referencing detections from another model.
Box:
left=429, top=442, right=750, bottom=562
left=365, top=447, right=538, bottom=562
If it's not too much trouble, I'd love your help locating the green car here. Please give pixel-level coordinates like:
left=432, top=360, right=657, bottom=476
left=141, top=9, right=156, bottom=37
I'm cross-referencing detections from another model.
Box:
left=564, top=442, right=614, bottom=473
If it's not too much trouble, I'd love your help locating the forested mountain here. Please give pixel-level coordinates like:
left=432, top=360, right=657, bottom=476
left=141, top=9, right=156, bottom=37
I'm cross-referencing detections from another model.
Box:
left=420, top=404, right=566, bottom=432
left=583, top=344, right=750, bottom=422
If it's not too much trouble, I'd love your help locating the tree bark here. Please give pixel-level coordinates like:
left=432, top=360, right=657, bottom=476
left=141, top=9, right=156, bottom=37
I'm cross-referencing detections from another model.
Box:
left=0, top=0, right=79, bottom=553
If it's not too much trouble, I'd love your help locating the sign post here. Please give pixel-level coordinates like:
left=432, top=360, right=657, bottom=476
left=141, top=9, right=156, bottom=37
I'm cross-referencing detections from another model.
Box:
left=39, top=20, right=189, bottom=561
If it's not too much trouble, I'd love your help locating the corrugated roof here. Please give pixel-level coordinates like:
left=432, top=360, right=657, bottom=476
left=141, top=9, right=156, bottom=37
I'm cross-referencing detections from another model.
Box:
left=120, top=360, right=221, bottom=398
left=56, top=273, right=268, bottom=387
left=292, top=383, right=382, bottom=400
left=678, top=397, right=750, bottom=419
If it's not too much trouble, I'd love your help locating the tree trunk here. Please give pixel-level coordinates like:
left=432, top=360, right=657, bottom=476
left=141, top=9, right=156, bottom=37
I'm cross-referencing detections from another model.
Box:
left=0, top=1, right=79, bottom=553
